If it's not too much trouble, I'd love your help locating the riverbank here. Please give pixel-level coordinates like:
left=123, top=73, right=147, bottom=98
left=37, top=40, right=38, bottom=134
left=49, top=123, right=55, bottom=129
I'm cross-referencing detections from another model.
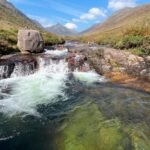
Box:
left=0, top=41, right=150, bottom=92
left=0, top=42, right=149, bottom=150
left=82, top=46, right=150, bottom=93
left=106, top=72, right=150, bottom=92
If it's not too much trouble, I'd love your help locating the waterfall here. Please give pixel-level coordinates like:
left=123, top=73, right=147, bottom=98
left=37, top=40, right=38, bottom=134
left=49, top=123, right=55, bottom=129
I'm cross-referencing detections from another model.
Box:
left=0, top=64, right=14, bottom=79
left=0, top=58, right=69, bottom=116
left=0, top=50, right=106, bottom=117
left=0, top=56, right=38, bottom=79
left=10, top=62, right=37, bottom=78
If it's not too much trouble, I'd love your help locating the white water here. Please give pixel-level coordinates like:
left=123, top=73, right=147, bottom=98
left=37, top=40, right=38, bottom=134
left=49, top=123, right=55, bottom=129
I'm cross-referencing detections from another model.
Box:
left=10, top=62, right=36, bottom=78
left=0, top=59, right=68, bottom=116
left=0, top=53, right=106, bottom=117
left=73, top=70, right=106, bottom=85
left=44, top=49, right=68, bottom=57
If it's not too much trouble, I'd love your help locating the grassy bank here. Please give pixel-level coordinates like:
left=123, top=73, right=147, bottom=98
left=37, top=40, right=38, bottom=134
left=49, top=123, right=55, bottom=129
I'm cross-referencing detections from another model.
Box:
left=0, top=29, right=65, bottom=55
left=81, top=22, right=150, bottom=56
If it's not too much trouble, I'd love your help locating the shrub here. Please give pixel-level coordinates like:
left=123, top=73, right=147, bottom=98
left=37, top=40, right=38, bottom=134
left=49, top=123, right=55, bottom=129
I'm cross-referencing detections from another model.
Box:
left=117, top=35, right=144, bottom=49
left=142, top=36, right=150, bottom=55
left=0, top=29, right=17, bottom=45
left=43, top=32, right=65, bottom=46
left=0, top=29, right=65, bottom=55
left=128, top=48, right=146, bottom=56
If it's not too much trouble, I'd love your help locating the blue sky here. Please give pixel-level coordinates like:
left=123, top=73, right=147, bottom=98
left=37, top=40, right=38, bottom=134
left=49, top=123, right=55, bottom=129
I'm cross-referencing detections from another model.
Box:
left=9, top=0, right=149, bottom=31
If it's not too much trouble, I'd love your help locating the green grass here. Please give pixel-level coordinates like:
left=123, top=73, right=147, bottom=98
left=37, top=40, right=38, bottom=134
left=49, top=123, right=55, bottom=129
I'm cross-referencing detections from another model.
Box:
left=116, top=35, right=144, bottom=49
left=0, top=3, right=65, bottom=55
left=43, top=32, right=65, bottom=46
left=128, top=48, right=146, bottom=56
left=80, top=12, right=150, bottom=56
left=0, top=29, right=65, bottom=55
left=88, top=25, right=150, bottom=56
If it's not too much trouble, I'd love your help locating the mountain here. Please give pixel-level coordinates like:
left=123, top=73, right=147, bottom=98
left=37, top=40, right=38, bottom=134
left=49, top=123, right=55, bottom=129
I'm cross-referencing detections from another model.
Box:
left=32, top=19, right=44, bottom=28
left=46, top=23, right=78, bottom=36
left=82, top=4, right=150, bottom=36
left=81, top=4, right=150, bottom=55
left=0, top=0, right=42, bottom=30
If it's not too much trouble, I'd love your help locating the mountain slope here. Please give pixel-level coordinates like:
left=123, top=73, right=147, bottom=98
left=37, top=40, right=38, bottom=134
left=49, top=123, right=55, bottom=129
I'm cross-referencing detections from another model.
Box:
left=83, top=4, right=150, bottom=36
left=0, top=0, right=40, bottom=30
left=0, top=0, right=64, bottom=55
left=81, top=4, right=150, bottom=55
left=46, top=23, right=78, bottom=36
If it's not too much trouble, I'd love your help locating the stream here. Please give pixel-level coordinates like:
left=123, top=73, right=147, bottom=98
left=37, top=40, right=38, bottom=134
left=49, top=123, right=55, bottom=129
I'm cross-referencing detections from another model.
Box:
left=0, top=46, right=149, bottom=150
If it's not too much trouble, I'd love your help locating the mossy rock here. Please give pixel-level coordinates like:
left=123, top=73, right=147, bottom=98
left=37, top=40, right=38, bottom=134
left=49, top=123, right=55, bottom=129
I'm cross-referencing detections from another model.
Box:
left=56, top=103, right=132, bottom=150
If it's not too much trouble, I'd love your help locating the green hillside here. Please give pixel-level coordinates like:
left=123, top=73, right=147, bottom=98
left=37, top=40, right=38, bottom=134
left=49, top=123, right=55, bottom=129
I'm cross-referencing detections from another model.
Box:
left=81, top=4, right=150, bottom=55
left=0, top=0, right=64, bottom=55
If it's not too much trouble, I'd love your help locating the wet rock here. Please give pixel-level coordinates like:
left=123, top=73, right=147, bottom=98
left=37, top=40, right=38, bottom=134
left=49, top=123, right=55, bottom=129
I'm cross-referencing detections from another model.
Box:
left=145, top=56, right=150, bottom=62
left=0, top=63, right=14, bottom=79
left=0, top=54, right=38, bottom=79
left=140, top=69, right=150, bottom=81
left=86, top=47, right=150, bottom=81
left=17, top=29, right=44, bottom=53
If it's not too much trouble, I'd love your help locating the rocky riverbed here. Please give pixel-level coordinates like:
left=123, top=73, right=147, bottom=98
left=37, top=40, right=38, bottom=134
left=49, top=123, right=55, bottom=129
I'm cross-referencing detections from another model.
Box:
left=65, top=41, right=150, bottom=92
left=0, top=41, right=150, bottom=92
left=0, top=40, right=149, bottom=150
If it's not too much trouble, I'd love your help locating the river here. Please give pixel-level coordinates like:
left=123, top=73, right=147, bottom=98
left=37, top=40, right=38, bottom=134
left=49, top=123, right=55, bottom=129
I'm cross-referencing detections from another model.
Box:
left=0, top=46, right=149, bottom=150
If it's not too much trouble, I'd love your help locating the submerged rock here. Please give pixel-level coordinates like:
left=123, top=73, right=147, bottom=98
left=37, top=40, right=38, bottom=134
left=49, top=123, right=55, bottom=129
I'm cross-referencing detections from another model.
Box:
left=56, top=103, right=133, bottom=150
left=17, top=29, right=44, bottom=53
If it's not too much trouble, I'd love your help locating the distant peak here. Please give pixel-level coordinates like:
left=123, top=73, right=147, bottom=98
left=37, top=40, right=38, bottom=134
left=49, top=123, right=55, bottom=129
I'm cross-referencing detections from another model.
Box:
left=0, top=0, right=15, bottom=9
left=45, top=23, right=78, bottom=36
left=55, top=23, right=64, bottom=27
left=0, top=0, right=7, bottom=4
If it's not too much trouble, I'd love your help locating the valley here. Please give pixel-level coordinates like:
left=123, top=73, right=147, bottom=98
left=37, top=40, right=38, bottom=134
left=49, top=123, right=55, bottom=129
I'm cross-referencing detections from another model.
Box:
left=0, top=0, right=150, bottom=150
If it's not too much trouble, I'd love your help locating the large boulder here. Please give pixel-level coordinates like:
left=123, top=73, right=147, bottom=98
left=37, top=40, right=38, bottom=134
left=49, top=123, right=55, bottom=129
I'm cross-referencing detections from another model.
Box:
left=17, top=29, right=44, bottom=53
left=86, top=47, right=150, bottom=81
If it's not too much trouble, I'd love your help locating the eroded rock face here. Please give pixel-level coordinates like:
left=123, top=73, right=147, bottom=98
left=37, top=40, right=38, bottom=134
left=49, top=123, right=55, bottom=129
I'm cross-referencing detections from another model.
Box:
left=0, top=52, right=66, bottom=80
left=86, top=47, right=150, bottom=81
left=17, top=29, right=44, bottom=53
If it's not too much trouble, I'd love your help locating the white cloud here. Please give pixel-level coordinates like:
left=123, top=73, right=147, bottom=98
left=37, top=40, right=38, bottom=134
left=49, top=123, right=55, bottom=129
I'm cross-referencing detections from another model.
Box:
left=65, top=23, right=77, bottom=30
left=108, top=0, right=137, bottom=10
left=27, top=15, right=53, bottom=27
left=72, top=8, right=106, bottom=23
left=80, top=8, right=106, bottom=21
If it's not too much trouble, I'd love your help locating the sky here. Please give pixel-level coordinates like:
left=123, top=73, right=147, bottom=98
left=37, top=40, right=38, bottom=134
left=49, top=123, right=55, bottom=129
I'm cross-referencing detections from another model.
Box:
left=8, top=0, right=149, bottom=31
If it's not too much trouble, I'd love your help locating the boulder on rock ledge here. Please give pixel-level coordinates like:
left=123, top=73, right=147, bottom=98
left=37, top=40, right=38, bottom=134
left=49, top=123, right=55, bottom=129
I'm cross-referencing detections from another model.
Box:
left=17, top=29, right=44, bottom=53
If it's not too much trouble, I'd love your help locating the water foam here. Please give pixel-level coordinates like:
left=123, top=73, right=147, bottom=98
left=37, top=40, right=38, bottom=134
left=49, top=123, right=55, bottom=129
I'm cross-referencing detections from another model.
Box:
left=0, top=54, right=106, bottom=117
left=73, top=70, right=106, bottom=85
left=0, top=59, right=69, bottom=116
left=44, top=49, right=68, bottom=57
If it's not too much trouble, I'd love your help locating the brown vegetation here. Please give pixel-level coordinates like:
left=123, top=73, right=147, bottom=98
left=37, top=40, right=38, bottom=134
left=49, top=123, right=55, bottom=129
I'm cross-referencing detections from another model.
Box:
left=106, top=72, right=150, bottom=92
left=81, top=4, right=150, bottom=56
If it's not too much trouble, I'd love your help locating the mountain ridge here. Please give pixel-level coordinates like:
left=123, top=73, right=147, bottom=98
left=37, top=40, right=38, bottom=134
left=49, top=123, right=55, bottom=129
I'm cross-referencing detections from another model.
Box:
left=46, top=23, right=78, bottom=36
left=82, top=4, right=150, bottom=36
left=80, top=4, right=150, bottom=55
left=0, top=0, right=42, bottom=30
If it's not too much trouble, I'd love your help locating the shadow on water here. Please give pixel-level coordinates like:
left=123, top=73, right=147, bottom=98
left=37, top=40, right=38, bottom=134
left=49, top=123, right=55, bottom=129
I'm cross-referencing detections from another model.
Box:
left=0, top=77, right=150, bottom=150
